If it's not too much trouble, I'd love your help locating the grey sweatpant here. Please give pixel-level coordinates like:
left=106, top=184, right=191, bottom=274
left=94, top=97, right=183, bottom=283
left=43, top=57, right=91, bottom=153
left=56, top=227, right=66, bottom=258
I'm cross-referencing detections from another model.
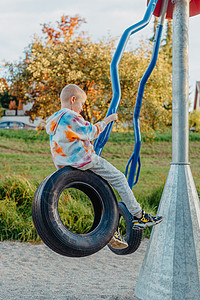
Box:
left=79, top=155, right=142, bottom=217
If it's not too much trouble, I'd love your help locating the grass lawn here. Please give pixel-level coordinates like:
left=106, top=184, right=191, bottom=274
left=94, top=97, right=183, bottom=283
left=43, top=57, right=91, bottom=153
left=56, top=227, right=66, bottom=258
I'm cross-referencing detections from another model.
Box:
left=0, top=129, right=199, bottom=197
left=0, top=129, right=199, bottom=242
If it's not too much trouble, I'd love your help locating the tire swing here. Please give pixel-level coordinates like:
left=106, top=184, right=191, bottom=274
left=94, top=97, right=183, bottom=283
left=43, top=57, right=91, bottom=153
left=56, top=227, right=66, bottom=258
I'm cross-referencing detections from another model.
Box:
left=108, top=202, right=143, bottom=255
left=32, top=166, right=119, bottom=257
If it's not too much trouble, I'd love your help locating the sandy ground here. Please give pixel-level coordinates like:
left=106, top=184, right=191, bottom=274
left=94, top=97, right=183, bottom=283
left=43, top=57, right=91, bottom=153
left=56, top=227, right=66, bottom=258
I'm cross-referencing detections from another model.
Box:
left=0, top=239, right=149, bottom=300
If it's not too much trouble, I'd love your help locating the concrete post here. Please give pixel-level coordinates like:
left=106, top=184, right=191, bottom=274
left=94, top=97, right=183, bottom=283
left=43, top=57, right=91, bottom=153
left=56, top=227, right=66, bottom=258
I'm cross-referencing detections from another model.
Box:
left=134, top=0, right=200, bottom=299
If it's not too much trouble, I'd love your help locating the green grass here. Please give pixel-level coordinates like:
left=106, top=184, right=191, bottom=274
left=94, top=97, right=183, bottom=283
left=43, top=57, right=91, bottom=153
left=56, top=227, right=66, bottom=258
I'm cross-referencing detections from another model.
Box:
left=0, top=129, right=199, bottom=242
left=58, top=188, right=95, bottom=234
left=0, top=128, right=49, bottom=142
left=0, top=175, right=40, bottom=242
left=1, top=128, right=200, bottom=143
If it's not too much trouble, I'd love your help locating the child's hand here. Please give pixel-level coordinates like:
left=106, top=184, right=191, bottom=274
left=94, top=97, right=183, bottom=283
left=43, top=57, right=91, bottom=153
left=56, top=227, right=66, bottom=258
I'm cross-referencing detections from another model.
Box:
left=104, top=113, right=118, bottom=125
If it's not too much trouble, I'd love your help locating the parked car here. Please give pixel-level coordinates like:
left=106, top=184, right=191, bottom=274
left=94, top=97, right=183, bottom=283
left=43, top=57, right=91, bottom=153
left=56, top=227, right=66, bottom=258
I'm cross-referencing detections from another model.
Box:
left=0, top=121, right=36, bottom=130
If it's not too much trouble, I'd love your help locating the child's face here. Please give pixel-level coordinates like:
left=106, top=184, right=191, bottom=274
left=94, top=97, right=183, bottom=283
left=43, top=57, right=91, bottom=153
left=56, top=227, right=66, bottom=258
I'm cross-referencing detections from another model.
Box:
left=71, top=94, right=86, bottom=114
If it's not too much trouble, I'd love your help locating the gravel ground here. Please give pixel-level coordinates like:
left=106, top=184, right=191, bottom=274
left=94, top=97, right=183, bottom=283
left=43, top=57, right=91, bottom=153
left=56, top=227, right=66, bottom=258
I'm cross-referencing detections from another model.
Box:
left=0, top=239, right=149, bottom=300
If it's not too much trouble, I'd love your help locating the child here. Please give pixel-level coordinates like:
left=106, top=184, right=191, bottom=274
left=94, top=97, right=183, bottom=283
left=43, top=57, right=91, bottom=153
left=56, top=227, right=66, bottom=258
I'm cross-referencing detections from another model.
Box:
left=46, top=84, right=163, bottom=249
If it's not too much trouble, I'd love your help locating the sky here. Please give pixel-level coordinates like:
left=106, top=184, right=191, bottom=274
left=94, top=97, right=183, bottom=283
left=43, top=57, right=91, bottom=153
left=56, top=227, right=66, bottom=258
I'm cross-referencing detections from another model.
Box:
left=0, top=0, right=199, bottom=108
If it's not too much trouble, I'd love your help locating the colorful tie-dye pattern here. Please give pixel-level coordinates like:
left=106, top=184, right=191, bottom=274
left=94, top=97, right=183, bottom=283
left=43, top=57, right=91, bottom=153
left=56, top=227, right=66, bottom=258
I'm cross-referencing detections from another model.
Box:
left=46, top=108, right=106, bottom=169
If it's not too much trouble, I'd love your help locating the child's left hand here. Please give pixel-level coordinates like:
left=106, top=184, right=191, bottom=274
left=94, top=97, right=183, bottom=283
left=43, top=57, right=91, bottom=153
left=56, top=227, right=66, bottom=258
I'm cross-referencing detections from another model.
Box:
left=104, top=114, right=118, bottom=125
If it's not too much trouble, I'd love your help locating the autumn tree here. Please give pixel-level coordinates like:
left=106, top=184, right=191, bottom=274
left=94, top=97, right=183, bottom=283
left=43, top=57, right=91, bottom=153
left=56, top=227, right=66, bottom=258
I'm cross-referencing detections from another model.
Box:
left=118, top=41, right=172, bottom=132
left=4, top=14, right=172, bottom=132
left=15, top=15, right=114, bottom=122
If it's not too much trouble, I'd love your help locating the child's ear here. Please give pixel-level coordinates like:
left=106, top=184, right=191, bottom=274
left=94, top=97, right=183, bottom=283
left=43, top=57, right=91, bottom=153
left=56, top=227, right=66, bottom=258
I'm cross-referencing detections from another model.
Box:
left=70, top=96, right=76, bottom=104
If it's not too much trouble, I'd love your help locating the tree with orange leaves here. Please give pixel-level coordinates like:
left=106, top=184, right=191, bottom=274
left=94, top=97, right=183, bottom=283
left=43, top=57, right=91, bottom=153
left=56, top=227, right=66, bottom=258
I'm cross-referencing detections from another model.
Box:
left=22, top=15, right=114, bottom=122
left=4, top=15, right=172, bottom=132
left=42, top=15, right=86, bottom=44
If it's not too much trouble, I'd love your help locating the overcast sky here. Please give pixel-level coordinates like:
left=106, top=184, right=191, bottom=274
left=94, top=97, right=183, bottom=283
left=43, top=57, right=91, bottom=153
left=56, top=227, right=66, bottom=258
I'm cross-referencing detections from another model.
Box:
left=0, top=0, right=199, bottom=107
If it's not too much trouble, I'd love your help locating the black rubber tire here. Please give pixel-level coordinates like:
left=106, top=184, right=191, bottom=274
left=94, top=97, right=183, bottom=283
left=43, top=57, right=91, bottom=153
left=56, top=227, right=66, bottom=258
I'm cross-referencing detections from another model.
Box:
left=108, top=201, right=143, bottom=255
left=32, top=166, right=119, bottom=257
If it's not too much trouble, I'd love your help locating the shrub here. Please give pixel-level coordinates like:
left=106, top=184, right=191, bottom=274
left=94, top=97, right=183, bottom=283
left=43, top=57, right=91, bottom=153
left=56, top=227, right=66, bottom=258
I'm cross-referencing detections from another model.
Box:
left=189, top=110, right=200, bottom=132
left=0, top=176, right=98, bottom=241
left=0, top=176, right=40, bottom=242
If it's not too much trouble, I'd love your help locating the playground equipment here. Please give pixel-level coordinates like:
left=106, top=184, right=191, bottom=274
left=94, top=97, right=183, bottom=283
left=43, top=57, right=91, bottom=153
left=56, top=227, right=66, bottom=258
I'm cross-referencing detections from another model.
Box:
left=108, top=201, right=143, bottom=255
left=149, top=0, right=200, bottom=18
left=33, top=0, right=163, bottom=257
left=32, top=2, right=200, bottom=283
left=32, top=0, right=169, bottom=257
left=32, top=167, right=143, bottom=257
left=135, top=0, right=200, bottom=299
left=94, top=0, right=161, bottom=188
left=32, top=167, right=119, bottom=257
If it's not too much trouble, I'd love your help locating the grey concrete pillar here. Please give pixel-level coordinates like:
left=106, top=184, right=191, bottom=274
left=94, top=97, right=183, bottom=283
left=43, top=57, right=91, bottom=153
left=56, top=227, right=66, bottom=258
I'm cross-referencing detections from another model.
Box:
left=134, top=0, right=200, bottom=299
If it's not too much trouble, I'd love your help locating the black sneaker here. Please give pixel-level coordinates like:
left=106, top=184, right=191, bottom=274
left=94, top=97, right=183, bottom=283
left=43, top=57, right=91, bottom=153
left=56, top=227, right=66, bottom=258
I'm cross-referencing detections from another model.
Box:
left=108, top=231, right=128, bottom=249
left=132, top=210, right=164, bottom=230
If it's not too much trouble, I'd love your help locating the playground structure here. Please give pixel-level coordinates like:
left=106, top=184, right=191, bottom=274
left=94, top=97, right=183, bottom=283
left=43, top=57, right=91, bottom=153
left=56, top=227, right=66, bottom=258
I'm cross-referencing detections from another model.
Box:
left=32, top=0, right=200, bottom=298
left=135, top=0, right=200, bottom=299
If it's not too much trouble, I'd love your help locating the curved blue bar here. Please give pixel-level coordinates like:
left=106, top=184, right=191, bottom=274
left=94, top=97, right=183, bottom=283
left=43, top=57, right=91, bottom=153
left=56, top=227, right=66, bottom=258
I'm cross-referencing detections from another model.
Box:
left=93, top=0, right=158, bottom=155
left=126, top=23, right=164, bottom=189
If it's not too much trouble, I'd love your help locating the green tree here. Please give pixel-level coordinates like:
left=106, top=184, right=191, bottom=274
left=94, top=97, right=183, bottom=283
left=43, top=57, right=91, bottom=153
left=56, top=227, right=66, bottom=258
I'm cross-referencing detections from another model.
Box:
left=0, top=103, right=4, bottom=118
left=0, top=79, right=9, bottom=109
left=0, top=91, right=12, bottom=109
left=5, top=55, right=32, bottom=111
left=189, top=110, right=200, bottom=132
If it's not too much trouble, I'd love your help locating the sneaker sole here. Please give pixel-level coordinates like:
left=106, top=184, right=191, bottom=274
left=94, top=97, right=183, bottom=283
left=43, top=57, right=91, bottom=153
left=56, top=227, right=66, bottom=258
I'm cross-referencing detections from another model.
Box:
left=108, top=239, right=128, bottom=249
left=133, top=217, right=164, bottom=230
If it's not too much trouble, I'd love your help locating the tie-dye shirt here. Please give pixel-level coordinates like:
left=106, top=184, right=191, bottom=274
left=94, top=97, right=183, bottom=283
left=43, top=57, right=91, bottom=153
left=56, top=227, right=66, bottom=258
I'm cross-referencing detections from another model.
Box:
left=45, top=108, right=106, bottom=169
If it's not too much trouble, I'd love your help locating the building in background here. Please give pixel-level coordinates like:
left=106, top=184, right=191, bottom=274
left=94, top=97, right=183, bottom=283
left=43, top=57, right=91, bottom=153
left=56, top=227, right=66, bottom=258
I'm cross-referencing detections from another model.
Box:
left=0, top=101, right=42, bottom=129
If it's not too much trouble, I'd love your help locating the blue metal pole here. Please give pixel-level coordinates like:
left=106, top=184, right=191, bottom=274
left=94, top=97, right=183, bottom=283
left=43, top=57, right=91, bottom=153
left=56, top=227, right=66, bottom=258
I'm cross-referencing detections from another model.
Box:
left=94, top=0, right=158, bottom=155
left=126, top=22, right=164, bottom=189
